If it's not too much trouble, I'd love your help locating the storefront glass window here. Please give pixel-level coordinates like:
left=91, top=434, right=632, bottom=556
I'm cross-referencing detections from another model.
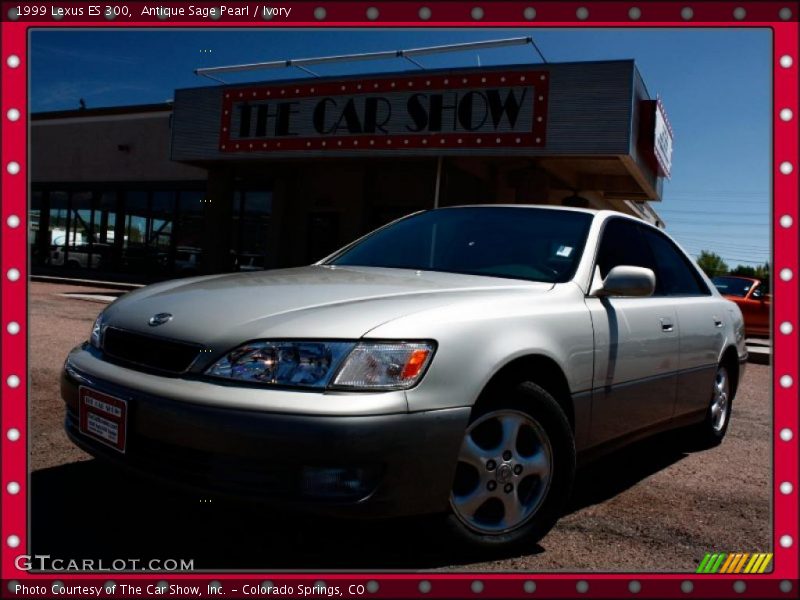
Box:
left=96, top=191, right=117, bottom=244
left=243, top=191, right=272, bottom=215
left=30, top=191, right=43, bottom=265
left=173, top=191, right=205, bottom=276
left=150, top=191, right=175, bottom=252
left=124, top=191, right=148, bottom=246
left=122, top=191, right=157, bottom=274
left=32, top=186, right=211, bottom=279
left=48, top=192, right=68, bottom=243
left=48, top=191, right=69, bottom=267
left=238, top=190, right=272, bottom=270
left=230, top=191, right=243, bottom=267
left=66, top=191, right=94, bottom=269
left=176, top=191, right=204, bottom=246
left=91, top=191, right=116, bottom=270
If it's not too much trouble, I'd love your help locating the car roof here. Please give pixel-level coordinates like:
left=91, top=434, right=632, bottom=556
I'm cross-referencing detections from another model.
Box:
left=438, top=204, right=600, bottom=216
left=435, top=204, right=655, bottom=227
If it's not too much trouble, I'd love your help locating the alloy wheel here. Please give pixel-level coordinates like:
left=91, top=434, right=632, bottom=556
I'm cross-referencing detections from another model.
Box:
left=711, top=366, right=730, bottom=432
left=450, top=409, right=553, bottom=535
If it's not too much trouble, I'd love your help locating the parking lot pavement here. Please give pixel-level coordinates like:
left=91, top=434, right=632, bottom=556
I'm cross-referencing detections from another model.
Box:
left=29, top=281, right=771, bottom=571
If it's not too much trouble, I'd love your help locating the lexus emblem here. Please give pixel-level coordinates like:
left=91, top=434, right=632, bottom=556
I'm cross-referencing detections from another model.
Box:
left=496, top=464, right=513, bottom=484
left=148, top=313, right=173, bottom=327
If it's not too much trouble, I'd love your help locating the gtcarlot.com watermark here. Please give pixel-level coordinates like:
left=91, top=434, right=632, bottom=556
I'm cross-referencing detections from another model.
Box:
left=15, top=554, right=195, bottom=571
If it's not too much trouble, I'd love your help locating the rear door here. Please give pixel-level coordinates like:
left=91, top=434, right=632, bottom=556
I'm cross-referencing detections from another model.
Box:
left=638, top=226, right=724, bottom=419
left=585, top=218, right=679, bottom=446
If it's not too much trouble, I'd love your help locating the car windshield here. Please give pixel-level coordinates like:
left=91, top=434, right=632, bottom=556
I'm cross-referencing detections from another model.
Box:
left=327, top=207, right=594, bottom=283
left=712, top=276, right=753, bottom=297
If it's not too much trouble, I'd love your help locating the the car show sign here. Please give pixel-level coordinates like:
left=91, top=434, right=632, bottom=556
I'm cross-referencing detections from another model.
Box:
left=218, top=70, right=549, bottom=153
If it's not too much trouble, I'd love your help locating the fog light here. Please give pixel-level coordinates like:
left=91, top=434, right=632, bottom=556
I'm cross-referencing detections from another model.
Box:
left=301, top=467, right=375, bottom=499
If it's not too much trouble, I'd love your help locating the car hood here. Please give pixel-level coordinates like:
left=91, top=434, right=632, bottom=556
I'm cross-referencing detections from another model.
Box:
left=103, top=265, right=552, bottom=349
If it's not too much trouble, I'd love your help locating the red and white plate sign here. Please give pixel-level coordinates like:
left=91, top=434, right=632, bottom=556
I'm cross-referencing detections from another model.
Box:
left=78, top=386, right=128, bottom=453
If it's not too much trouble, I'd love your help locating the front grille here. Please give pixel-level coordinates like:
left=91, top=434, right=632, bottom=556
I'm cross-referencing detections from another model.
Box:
left=102, top=327, right=201, bottom=374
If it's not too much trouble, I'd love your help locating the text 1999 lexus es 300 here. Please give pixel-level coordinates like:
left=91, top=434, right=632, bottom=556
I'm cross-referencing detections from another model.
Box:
left=62, top=206, right=747, bottom=551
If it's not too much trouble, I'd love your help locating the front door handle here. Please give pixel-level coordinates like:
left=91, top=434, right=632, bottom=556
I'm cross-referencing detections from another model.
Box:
left=660, top=318, right=674, bottom=332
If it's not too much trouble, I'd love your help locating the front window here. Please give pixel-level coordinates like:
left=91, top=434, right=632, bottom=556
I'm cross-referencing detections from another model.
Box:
left=712, top=276, right=754, bottom=297
left=328, top=207, right=593, bottom=284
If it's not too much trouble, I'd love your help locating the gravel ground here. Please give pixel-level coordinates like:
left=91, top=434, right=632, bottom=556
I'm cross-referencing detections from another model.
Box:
left=29, top=281, right=771, bottom=572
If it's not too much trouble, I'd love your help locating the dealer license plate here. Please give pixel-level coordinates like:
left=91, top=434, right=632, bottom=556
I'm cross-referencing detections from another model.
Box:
left=78, top=386, right=128, bottom=453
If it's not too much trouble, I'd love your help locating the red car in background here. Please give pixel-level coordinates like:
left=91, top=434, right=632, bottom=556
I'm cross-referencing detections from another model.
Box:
left=712, top=275, right=770, bottom=337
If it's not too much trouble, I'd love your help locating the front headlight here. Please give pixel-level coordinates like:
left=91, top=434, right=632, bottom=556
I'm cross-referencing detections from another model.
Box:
left=205, top=340, right=435, bottom=391
left=89, top=313, right=105, bottom=349
left=206, top=341, right=355, bottom=388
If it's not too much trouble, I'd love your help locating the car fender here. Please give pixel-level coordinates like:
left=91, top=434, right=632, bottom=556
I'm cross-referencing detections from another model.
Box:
left=368, top=282, right=594, bottom=441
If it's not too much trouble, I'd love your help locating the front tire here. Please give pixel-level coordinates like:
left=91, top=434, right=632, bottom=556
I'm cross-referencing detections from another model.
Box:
left=445, top=382, right=575, bottom=553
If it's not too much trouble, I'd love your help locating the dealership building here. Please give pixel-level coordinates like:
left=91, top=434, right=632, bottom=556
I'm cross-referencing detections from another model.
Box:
left=31, top=58, right=671, bottom=281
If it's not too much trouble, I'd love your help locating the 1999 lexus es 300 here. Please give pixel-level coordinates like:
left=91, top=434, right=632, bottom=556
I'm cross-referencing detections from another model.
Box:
left=62, top=206, right=746, bottom=551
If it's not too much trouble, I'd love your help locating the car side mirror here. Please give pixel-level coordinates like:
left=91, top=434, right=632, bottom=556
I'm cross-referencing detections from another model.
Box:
left=595, top=266, right=656, bottom=298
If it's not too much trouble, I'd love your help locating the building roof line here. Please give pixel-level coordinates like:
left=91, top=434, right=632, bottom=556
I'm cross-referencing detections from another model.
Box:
left=177, top=58, right=637, bottom=94
left=32, top=102, right=173, bottom=120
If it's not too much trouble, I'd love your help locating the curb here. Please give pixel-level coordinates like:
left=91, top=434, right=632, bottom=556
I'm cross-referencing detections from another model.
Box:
left=746, top=338, right=771, bottom=365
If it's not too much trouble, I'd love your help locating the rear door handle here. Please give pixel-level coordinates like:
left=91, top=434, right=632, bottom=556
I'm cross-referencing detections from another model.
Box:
left=660, top=318, right=674, bottom=332
left=713, top=316, right=724, bottom=328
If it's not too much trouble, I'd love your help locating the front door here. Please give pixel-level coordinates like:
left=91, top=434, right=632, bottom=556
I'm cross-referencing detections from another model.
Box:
left=585, top=218, right=679, bottom=446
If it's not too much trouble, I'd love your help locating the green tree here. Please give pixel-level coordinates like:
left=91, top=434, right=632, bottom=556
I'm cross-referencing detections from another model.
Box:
left=754, top=262, right=770, bottom=287
left=696, top=250, right=729, bottom=278
left=729, top=264, right=757, bottom=277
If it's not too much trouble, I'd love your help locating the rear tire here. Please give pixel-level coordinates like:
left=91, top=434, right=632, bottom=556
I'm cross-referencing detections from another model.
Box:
left=445, top=382, right=575, bottom=553
left=690, top=363, right=733, bottom=448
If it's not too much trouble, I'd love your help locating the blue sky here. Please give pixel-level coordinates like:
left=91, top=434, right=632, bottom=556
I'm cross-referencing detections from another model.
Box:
left=30, top=29, right=771, bottom=268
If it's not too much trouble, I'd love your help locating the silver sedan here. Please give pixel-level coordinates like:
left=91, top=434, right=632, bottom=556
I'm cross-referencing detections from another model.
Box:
left=61, top=206, right=747, bottom=552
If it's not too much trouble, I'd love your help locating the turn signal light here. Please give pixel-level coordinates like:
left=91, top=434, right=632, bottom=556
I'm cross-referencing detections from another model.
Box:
left=401, top=348, right=431, bottom=381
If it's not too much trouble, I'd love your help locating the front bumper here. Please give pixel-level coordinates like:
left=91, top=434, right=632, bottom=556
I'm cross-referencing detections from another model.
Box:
left=61, top=352, right=470, bottom=518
